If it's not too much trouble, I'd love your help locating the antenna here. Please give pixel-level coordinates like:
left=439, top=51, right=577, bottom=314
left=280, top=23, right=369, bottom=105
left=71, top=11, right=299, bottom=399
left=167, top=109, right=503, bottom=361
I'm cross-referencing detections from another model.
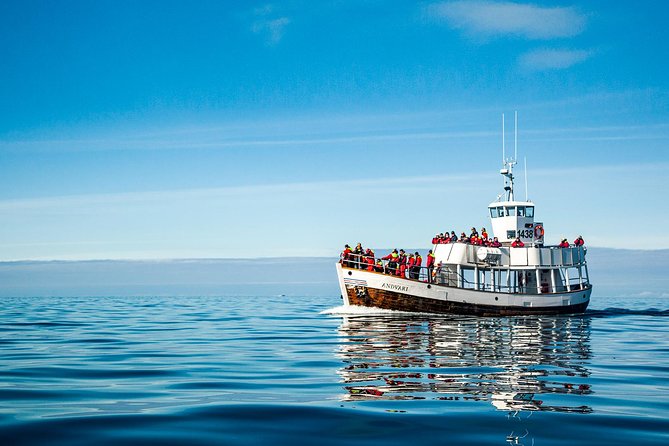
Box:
left=524, top=157, right=528, bottom=201
left=502, top=113, right=505, bottom=163
left=514, top=111, right=518, bottom=162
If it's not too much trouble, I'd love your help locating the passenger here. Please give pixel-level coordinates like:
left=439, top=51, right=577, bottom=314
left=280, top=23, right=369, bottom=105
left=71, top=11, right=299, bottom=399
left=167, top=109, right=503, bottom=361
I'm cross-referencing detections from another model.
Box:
left=432, top=233, right=440, bottom=244
left=342, top=244, right=353, bottom=267
left=459, top=232, right=469, bottom=243
left=471, top=234, right=481, bottom=245
left=353, top=243, right=364, bottom=269
left=364, top=248, right=375, bottom=271
left=450, top=231, right=458, bottom=242
left=490, top=237, right=502, bottom=248
left=365, top=255, right=375, bottom=271
left=398, top=249, right=408, bottom=277
left=414, top=252, right=422, bottom=280
left=511, top=237, right=525, bottom=248
left=407, top=253, right=415, bottom=279
left=559, top=239, right=570, bottom=248
left=574, top=235, right=585, bottom=247
left=426, top=249, right=435, bottom=283
left=481, top=227, right=488, bottom=240
left=382, top=249, right=399, bottom=275
left=375, top=259, right=384, bottom=273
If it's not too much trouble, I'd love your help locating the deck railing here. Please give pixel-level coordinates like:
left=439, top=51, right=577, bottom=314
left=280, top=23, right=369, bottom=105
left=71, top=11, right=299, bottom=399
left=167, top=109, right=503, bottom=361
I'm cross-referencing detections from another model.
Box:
left=340, top=254, right=589, bottom=295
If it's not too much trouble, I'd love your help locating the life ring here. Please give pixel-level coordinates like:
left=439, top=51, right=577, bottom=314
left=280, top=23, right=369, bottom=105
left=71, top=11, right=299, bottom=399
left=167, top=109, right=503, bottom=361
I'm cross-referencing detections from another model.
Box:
left=534, top=224, right=544, bottom=239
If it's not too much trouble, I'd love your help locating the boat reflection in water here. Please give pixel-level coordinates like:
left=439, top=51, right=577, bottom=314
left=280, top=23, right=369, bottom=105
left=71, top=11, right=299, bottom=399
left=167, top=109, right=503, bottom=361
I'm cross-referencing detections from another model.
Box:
left=337, top=315, right=593, bottom=414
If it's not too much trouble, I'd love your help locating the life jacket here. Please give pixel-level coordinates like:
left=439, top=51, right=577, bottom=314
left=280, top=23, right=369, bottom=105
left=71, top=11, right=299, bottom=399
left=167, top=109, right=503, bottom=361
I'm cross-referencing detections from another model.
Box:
left=426, top=253, right=435, bottom=267
left=415, top=255, right=422, bottom=266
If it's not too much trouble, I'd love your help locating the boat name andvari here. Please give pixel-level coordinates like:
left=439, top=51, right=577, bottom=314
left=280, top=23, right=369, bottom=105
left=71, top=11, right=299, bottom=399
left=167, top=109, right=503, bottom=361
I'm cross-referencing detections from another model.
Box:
left=381, top=283, right=410, bottom=292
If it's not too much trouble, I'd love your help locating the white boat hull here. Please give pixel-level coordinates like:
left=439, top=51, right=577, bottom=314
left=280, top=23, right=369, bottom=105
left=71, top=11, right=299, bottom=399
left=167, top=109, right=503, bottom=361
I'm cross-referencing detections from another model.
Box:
left=336, top=263, right=591, bottom=316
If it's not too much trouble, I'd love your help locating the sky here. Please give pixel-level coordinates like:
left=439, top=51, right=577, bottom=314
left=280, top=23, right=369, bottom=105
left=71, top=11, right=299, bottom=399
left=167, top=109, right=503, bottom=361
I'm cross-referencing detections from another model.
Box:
left=1, top=0, right=668, bottom=260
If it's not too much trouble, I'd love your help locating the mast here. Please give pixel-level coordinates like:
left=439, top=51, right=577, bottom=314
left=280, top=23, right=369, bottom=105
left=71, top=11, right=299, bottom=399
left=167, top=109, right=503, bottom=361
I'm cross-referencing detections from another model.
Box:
left=500, top=113, right=516, bottom=202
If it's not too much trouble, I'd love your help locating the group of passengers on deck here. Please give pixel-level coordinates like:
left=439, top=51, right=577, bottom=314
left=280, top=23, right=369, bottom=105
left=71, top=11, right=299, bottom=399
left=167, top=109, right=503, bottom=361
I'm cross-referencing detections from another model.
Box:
left=432, top=227, right=502, bottom=247
left=340, top=233, right=586, bottom=281
left=341, top=243, right=436, bottom=280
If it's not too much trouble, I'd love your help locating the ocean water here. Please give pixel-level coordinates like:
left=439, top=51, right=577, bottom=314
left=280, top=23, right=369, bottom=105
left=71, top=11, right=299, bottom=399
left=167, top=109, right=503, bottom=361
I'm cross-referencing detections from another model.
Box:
left=1, top=295, right=668, bottom=445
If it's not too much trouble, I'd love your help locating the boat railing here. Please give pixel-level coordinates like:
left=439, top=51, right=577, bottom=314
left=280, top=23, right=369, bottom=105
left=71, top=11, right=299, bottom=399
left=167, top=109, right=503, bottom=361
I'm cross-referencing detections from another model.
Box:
left=340, top=255, right=589, bottom=295
left=460, top=244, right=587, bottom=268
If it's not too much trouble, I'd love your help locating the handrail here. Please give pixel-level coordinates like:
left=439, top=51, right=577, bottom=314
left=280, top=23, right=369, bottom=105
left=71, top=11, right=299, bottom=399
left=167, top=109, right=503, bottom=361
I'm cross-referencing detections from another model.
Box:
left=340, top=253, right=589, bottom=295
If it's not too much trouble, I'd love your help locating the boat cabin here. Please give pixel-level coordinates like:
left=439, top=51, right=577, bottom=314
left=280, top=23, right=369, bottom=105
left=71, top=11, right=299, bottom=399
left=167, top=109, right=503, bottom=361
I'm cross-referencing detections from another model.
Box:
left=488, top=200, right=543, bottom=245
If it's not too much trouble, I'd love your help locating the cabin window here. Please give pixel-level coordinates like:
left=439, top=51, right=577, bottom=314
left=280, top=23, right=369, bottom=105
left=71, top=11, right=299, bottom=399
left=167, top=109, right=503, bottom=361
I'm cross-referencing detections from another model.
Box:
left=497, top=207, right=504, bottom=217
left=517, top=206, right=525, bottom=217
left=526, top=207, right=534, bottom=218
left=490, top=208, right=496, bottom=218
left=506, top=206, right=516, bottom=216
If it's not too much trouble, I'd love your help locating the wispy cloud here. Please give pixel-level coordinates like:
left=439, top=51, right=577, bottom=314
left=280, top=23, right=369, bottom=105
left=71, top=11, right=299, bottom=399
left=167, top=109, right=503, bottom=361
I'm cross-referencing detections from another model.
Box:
left=428, top=1, right=586, bottom=39
left=251, top=4, right=290, bottom=45
left=519, top=48, right=593, bottom=71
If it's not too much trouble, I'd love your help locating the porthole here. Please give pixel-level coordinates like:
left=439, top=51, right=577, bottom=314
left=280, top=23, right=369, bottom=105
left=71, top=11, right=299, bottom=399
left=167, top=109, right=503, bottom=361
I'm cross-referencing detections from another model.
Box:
left=427, top=284, right=431, bottom=289
left=495, top=296, right=499, bottom=301
left=348, top=271, right=352, bottom=276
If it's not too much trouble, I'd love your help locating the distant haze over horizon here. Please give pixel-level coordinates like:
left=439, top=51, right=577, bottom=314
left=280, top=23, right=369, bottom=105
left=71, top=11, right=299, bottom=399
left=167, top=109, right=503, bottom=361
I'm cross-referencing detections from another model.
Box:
left=1, top=248, right=667, bottom=299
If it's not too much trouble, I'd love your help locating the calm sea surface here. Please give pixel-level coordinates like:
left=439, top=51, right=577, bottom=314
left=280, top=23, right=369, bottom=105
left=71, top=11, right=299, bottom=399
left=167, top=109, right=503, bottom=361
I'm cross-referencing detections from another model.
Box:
left=1, top=295, right=668, bottom=445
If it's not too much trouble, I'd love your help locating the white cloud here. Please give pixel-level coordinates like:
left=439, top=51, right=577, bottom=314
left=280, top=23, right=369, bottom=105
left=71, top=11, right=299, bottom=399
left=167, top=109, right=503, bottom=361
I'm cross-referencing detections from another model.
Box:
left=519, top=48, right=592, bottom=71
left=428, top=1, right=586, bottom=39
left=251, top=4, right=290, bottom=45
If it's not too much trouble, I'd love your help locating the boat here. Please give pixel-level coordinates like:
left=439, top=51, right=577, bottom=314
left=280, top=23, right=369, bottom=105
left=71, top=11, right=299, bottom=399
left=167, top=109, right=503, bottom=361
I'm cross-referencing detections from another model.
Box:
left=335, top=116, right=592, bottom=316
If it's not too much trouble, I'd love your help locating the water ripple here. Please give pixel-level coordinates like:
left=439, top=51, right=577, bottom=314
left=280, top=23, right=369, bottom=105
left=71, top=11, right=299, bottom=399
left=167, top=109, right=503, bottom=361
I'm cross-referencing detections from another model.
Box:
left=0, top=295, right=667, bottom=445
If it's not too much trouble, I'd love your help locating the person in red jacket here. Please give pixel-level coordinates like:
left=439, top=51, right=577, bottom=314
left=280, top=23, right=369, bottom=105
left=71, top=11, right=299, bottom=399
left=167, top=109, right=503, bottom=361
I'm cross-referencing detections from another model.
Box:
left=426, top=249, right=435, bottom=283
left=398, top=249, right=408, bottom=277
left=365, top=255, right=375, bottom=271
left=363, top=248, right=375, bottom=271
left=574, top=236, right=585, bottom=246
left=559, top=239, right=570, bottom=248
left=413, top=252, right=422, bottom=280
left=382, top=249, right=399, bottom=275
left=490, top=237, right=502, bottom=247
left=481, top=227, right=488, bottom=240
left=511, top=237, right=525, bottom=248
left=342, top=244, right=352, bottom=267
left=407, top=254, right=415, bottom=279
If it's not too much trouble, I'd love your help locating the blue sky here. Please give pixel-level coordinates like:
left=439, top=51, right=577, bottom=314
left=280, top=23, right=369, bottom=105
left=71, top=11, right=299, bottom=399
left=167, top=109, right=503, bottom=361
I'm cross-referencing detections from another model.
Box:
left=1, top=1, right=668, bottom=260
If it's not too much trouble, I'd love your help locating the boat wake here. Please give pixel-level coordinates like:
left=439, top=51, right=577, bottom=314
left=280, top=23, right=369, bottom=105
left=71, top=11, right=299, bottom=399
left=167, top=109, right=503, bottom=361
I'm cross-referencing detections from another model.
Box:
left=321, top=305, right=426, bottom=317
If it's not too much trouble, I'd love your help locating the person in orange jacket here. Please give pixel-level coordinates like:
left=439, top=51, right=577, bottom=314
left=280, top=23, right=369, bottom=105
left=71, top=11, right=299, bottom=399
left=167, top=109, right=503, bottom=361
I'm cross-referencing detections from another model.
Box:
left=407, top=253, right=415, bottom=279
